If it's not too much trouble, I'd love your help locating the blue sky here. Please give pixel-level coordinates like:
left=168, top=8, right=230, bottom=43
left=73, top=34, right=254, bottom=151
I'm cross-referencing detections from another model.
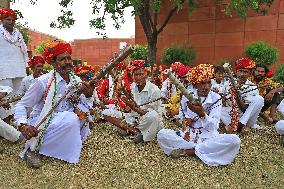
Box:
left=11, top=0, right=135, bottom=41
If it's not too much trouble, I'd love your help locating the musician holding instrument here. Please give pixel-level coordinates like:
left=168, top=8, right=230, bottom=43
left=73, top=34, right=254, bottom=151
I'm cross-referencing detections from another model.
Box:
left=14, top=40, right=95, bottom=168
left=157, top=64, right=241, bottom=166
left=251, top=64, right=283, bottom=123
left=222, top=58, right=264, bottom=134
left=102, top=60, right=163, bottom=143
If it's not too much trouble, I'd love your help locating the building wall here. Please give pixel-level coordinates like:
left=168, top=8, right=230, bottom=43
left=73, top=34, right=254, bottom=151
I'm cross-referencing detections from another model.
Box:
left=135, top=0, right=284, bottom=70
left=71, top=38, right=135, bottom=66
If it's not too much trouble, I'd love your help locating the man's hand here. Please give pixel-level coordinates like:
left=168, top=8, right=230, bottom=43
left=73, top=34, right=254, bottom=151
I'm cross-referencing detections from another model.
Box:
left=80, top=82, right=94, bottom=98
left=19, top=124, right=39, bottom=140
left=121, top=95, right=146, bottom=116
left=265, top=91, right=275, bottom=102
left=187, top=102, right=205, bottom=118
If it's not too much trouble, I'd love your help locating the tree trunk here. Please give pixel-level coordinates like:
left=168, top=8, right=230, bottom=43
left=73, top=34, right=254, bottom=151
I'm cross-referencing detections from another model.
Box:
left=147, top=35, right=157, bottom=66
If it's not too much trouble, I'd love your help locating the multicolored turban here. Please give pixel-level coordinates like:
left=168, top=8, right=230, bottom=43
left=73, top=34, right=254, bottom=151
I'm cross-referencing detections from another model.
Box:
left=0, top=8, right=17, bottom=21
left=28, top=56, right=45, bottom=67
left=43, top=39, right=72, bottom=63
left=176, top=65, right=191, bottom=78
left=188, top=64, right=214, bottom=84
left=171, top=62, right=184, bottom=71
left=74, top=65, right=94, bottom=79
left=235, top=57, right=256, bottom=70
left=128, top=60, right=151, bottom=72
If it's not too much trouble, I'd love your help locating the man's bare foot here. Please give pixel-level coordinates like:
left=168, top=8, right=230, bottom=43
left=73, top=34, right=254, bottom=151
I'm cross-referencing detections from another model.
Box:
left=260, top=113, right=273, bottom=123
left=24, top=150, right=42, bottom=168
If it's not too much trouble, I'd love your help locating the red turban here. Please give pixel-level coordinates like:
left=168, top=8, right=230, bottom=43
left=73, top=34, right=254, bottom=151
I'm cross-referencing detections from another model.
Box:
left=43, top=39, right=72, bottom=63
left=177, top=65, right=191, bottom=78
left=28, top=56, right=45, bottom=67
left=235, top=57, right=256, bottom=70
left=171, top=62, right=183, bottom=71
left=0, top=8, right=17, bottom=21
left=188, top=64, right=214, bottom=84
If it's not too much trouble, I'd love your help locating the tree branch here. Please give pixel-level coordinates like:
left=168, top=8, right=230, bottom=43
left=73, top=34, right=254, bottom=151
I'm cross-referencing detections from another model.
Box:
left=157, top=6, right=178, bottom=34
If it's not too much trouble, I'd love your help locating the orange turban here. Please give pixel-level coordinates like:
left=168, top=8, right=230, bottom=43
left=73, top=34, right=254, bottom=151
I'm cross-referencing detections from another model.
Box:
left=188, top=64, right=214, bottom=84
left=171, top=62, right=183, bottom=71
left=235, top=57, right=256, bottom=70
left=0, top=8, right=17, bottom=21
left=28, top=56, right=45, bottom=67
left=43, top=40, right=72, bottom=63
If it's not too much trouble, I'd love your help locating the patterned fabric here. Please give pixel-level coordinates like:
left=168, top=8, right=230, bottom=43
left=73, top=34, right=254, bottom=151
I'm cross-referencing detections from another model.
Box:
left=250, top=75, right=282, bottom=97
left=28, top=56, right=45, bottom=67
left=43, top=39, right=72, bottom=63
left=235, top=57, right=256, bottom=70
left=188, top=64, right=214, bottom=84
left=74, top=65, right=95, bottom=80
left=0, top=8, right=17, bottom=20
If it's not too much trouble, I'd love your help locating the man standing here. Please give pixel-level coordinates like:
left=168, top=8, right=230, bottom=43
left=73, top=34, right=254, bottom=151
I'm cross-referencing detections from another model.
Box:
left=15, top=40, right=94, bottom=168
left=0, top=8, right=27, bottom=93
left=157, top=64, right=241, bottom=166
left=251, top=64, right=283, bottom=123
left=102, top=60, right=163, bottom=143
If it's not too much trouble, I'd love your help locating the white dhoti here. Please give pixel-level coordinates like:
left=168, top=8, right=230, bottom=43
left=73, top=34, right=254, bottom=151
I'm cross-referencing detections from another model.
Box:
left=221, top=95, right=264, bottom=128
left=102, top=108, right=163, bottom=141
left=20, top=111, right=89, bottom=164
left=0, top=118, right=21, bottom=142
left=275, top=121, right=284, bottom=135
left=157, top=129, right=241, bottom=166
left=0, top=78, right=23, bottom=96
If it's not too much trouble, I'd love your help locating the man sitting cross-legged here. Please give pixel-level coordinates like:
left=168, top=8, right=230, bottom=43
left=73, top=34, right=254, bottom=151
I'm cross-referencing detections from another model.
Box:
left=15, top=40, right=94, bottom=168
left=157, top=64, right=241, bottom=166
left=102, top=60, right=163, bottom=143
left=221, top=58, right=264, bottom=134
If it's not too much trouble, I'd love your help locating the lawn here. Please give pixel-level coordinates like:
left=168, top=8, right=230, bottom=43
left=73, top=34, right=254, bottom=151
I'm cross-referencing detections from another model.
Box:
left=1, top=120, right=284, bottom=189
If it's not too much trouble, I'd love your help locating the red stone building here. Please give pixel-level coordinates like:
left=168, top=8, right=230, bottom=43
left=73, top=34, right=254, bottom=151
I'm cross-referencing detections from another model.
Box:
left=135, top=0, right=284, bottom=70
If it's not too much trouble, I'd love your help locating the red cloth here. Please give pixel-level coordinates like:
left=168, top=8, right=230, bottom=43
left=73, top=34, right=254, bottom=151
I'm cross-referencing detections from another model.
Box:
left=235, top=57, right=256, bottom=70
left=28, top=56, right=44, bottom=67
left=96, top=78, right=109, bottom=101
left=43, top=40, right=72, bottom=63
left=130, top=60, right=146, bottom=69
left=0, top=8, right=17, bottom=20
left=176, top=65, right=191, bottom=78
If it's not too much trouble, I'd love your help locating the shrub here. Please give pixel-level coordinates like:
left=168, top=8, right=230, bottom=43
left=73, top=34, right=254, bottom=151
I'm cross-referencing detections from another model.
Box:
left=15, top=22, right=30, bottom=45
left=274, top=64, right=284, bottom=85
left=130, top=45, right=148, bottom=60
left=161, top=44, right=196, bottom=67
left=244, top=41, right=279, bottom=66
left=34, top=41, right=48, bottom=55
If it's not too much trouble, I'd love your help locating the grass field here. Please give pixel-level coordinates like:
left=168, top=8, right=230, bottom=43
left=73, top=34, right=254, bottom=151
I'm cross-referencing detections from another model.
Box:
left=1, top=120, right=284, bottom=189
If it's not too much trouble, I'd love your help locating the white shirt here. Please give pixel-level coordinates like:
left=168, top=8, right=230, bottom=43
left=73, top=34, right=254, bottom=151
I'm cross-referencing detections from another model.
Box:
left=18, top=75, right=36, bottom=96
left=130, top=81, right=162, bottom=117
left=15, top=72, right=93, bottom=125
left=0, top=24, right=27, bottom=80
left=179, top=89, right=222, bottom=140
left=211, top=78, right=230, bottom=95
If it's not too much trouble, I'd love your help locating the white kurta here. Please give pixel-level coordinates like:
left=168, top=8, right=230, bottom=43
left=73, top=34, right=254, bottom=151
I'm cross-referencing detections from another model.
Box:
left=157, top=90, right=241, bottom=166
left=211, top=78, right=230, bottom=95
left=275, top=100, right=284, bottom=135
left=17, top=75, right=36, bottom=96
left=221, top=79, right=264, bottom=128
left=102, top=80, right=163, bottom=141
left=15, top=71, right=93, bottom=163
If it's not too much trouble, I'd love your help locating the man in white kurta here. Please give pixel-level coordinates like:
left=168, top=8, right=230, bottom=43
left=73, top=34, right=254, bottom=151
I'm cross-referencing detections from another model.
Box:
left=157, top=64, right=241, bottom=166
left=0, top=9, right=27, bottom=93
left=14, top=41, right=94, bottom=168
left=221, top=58, right=264, bottom=133
left=103, top=60, right=163, bottom=143
left=275, top=100, right=284, bottom=137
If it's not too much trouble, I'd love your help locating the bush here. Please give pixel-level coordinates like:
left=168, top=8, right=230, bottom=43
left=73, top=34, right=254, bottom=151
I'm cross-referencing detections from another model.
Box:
left=130, top=45, right=148, bottom=60
left=34, top=41, right=48, bottom=55
left=161, top=44, right=196, bottom=67
left=274, top=64, right=284, bottom=85
left=244, top=41, right=279, bottom=66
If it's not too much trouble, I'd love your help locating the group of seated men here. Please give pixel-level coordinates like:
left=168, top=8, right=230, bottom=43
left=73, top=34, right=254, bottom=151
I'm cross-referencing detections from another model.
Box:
left=1, top=39, right=284, bottom=169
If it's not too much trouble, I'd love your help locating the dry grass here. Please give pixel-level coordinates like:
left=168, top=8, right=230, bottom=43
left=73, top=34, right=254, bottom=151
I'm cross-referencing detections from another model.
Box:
left=1, top=120, right=284, bottom=189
